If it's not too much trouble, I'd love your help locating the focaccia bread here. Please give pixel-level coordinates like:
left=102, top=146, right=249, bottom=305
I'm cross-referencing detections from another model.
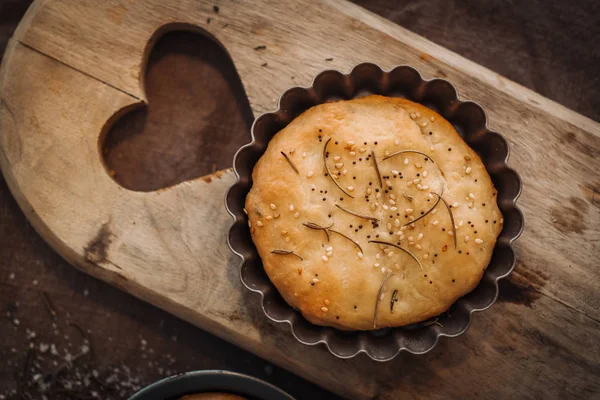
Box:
left=245, top=95, right=503, bottom=330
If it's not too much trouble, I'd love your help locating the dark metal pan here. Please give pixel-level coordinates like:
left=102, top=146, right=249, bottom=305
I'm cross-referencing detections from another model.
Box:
left=226, top=63, right=523, bottom=361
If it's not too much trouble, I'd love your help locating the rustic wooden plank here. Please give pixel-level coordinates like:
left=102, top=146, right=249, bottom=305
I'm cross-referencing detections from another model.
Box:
left=2, top=41, right=600, bottom=399
left=11, top=0, right=600, bottom=319
left=1, top=0, right=600, bottom=398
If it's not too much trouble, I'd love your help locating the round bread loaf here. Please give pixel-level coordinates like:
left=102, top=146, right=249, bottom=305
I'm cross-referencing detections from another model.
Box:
left=246, top=95, right=503, bottom=330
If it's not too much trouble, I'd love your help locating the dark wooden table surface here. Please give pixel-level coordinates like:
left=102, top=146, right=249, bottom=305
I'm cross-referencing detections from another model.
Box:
left=1, top=0, right=598, bottom=399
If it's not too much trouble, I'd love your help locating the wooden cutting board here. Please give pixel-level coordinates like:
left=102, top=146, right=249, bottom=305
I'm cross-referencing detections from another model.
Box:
left=1, top=1, right=599, bottom=398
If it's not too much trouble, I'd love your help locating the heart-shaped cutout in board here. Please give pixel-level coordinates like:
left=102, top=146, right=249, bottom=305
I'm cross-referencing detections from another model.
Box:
left=102, top=28, right=254, bottom=192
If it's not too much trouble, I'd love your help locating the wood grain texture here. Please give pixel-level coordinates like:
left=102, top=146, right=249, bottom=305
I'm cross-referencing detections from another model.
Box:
left=1, top=0, right=599, bottom=399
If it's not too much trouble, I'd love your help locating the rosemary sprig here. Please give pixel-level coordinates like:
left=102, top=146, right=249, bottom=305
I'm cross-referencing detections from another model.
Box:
left=371, top=150, right=383, bottom=188
left=280, top=151, right=299, bottom=174
left=432, top=193, right=457, bottom=249
left=40, top=291, right=57, bottom=320
left=382, top=149, right=438, bottom=164
left=403, top=193, right=441, bottom=226
left=323, top=138, right=354, bottom=198
left=374, top=270, right=393, bottom=328
left=329, top=229, right=363, bottom=253
left=302, top=222, right=333, bottom=241
left=271, top=249, right=303, bottom=261
left=382, top=149, right=445, bottom=177
left=390, top=289, right=398, bottom=313
left=335, top=204, right=379, bottom=222
left=368, top=240, right=423, bottom=271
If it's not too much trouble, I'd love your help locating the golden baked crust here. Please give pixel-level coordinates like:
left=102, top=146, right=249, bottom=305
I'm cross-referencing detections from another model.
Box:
left=246, top=95, right=503, bottom=330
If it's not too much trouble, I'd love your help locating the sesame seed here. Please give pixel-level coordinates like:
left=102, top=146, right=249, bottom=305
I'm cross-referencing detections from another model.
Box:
left=349, top=151, right=356, bottom=156
left=408, top=236, right=414, bottom=241
left=432, top=220, right=439, bottom=226
left=266, top=216, right=272, bottom=220
left=322, top=255, right=329, bottom=262
left=407, top=181, right=413, bottom=187
left=448, top=231, right=454, bottom=236
left=294, top=212, right=300, bottom=219
left=452, top=202, right=459, bottom=207
left=408, top=241, right=415, bottom=246
left=302, top=152, right=307, bottom=158
left=334, top=156, right=341, bottom=161
left=347, top=141, right=355, bottom=146
left=347, top=186, right=355, bottom=191
left=423, top=185, right=429, bottom=190
left=410, top=113, right=416, bottom=119
left=382, top=204, right=389, bottom=210
left=395, top=263, right=400, bottom=269
left=289, top=204, right=295, bottom=211
left=394, top=219, right=400, bottom=227
left=423, top=254, right=429, bottom=260
left=475, top=238, right=484, bottom=244
left=248, top=221, right=252, bottom=228
left=421, top=122, right=428, bottom=127
left=358, top=252, right=364, bottom=258
left=394, top=139, right=400, bottom=145
left=386, top=180, right=392, bottom=187
left=380, top=293, right=385, bottom=300
left=416, top=184, right=423, bottom=190
left=431, top=208, right=438, bottom=215
left=285, top=236, right=291, bottom=242
left=423, top=170, right=428, bottom=177
left=465, top=166, right=472, bottom=174
left=404, top=158, right=409, bottom=165
left=464, top=236, right=470, bottom=242
left=371, top=203, right=377, bottom=211
left=376, top=192, right=382, bottom=199
left=405, top=208, right=414, bottom=214
left=359, top=147, right=366, bottom=153
left=430, top=116, right=435, bottom=122
left=416, top=112, right=421, bottom=117
left=387, top=222, right=392, bottom=231
left=388, top=251, right=395, bottom=257
left=307, top=171, right=314, bottom=177
left=469, top=193, right=475, bottom=199
left=415, top=244, right=422, bottom=250
left=281, top=230, right=288, bottom=235
left=391, top=206, right=398, bottom=211
left=335, top=163, right=343, bottom=169
left=257, top=221, right=264, bottom=227
left=417, top=233, right=423, bottom=240
left=389, top=199, right=396, bottom=205
left=452, top=171, right=460, bottom=179
left=326, top=251, right=333, bottom=257
left=468, top=202, right=474, bottom=208
left=384, top=150, right=390, bottom=157
left=374, top=263, right=380, bottom=268
left=321, top=307, right=328, bottom=312
left=270, top=203, right=276, bottom=210
left=324, top=299, right=330, bottom=305
left=243, top=208, right=248, bottom=214
left=376, top=253, right=381, bottom=260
